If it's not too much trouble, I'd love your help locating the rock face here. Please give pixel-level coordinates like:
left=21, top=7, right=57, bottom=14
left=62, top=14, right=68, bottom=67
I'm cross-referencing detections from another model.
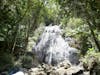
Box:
left=32, top=25, right=79, bottom=65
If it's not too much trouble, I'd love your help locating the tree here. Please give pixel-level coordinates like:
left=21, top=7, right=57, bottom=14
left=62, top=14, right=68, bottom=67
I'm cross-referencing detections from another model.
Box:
left=56, top=0, right=100, bottom=52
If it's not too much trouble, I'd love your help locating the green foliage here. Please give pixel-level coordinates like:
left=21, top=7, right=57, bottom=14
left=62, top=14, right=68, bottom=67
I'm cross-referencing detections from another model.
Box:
left=0, top=0, right=30, bottom=52
left=63, top=18, right=86, bottom=36
left=0, top=0, right=100, bottom=73
left=59, top=0, right=100, bottom=52
left=81, top=50, right=100, bottom=71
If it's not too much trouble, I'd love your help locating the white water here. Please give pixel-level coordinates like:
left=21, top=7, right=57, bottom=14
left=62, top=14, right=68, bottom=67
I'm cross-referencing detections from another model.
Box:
left=33, top=25, right=79, bottom=65
left=12, top=71, right=24, bottom=75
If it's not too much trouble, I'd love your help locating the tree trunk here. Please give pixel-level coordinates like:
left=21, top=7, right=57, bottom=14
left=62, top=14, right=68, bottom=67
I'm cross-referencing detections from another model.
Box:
left=87, top=20, right=100, bottom=52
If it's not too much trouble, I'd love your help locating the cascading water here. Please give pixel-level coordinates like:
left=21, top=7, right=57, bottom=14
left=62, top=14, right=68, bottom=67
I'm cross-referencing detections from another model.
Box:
left=32, top=25, right=79, bottom=65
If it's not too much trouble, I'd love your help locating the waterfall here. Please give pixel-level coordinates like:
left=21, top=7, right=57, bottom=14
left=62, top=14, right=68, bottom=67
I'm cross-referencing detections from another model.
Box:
left=32, top=25, right=79, bottom=65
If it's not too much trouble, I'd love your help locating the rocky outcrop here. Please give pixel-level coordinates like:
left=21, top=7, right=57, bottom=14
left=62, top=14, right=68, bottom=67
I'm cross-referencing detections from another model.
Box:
left=13, top=61, right=89, bottom=75
left=32, top=25, right=79, bottom=65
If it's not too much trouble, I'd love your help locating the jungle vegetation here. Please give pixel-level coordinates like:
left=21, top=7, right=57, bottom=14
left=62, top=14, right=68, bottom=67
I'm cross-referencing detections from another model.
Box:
left=0, top=0, right=100, bottom=73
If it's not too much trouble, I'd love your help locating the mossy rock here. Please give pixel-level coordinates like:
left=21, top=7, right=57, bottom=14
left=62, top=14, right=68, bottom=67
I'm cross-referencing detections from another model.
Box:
left=21, top=55, right=34, bottom=69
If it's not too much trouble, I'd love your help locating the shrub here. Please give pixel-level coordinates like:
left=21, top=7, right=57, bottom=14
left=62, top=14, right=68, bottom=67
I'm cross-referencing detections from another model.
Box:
left=0, top=52, right=14, bottom=72
left=21, top=55, right=34, bottom=69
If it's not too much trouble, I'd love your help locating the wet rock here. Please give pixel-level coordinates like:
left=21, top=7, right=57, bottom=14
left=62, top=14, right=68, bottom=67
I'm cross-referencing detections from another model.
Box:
left=66, top=66, right=84, bottom=75
left=65, top=37, right=80, bottom=49
left=54, top=68, right=67, bottom=75
left=54, top=66, right=84, bottom=75
left=42, top=64, right=53, bottom=73
left=32, top=25, right=79, bottom=65
left=83, top=71, right=90, bottom=75
left=29, top=67, right=46, bottom=75
left=11, top=60, right=90, bottom=75
left=57, top=60, right=71, bottom=69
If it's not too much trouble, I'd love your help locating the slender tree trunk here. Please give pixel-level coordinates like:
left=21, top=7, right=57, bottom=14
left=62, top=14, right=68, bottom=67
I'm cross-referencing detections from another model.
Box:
left=80, top=1, right=100, bottom=51
left=87, top=20, right=100, bottom=51
left=11, top=1, right=30, bottom=54
left=24, top=19, right=30, bottom=50
left=11, top=24, right=19, bottom=54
